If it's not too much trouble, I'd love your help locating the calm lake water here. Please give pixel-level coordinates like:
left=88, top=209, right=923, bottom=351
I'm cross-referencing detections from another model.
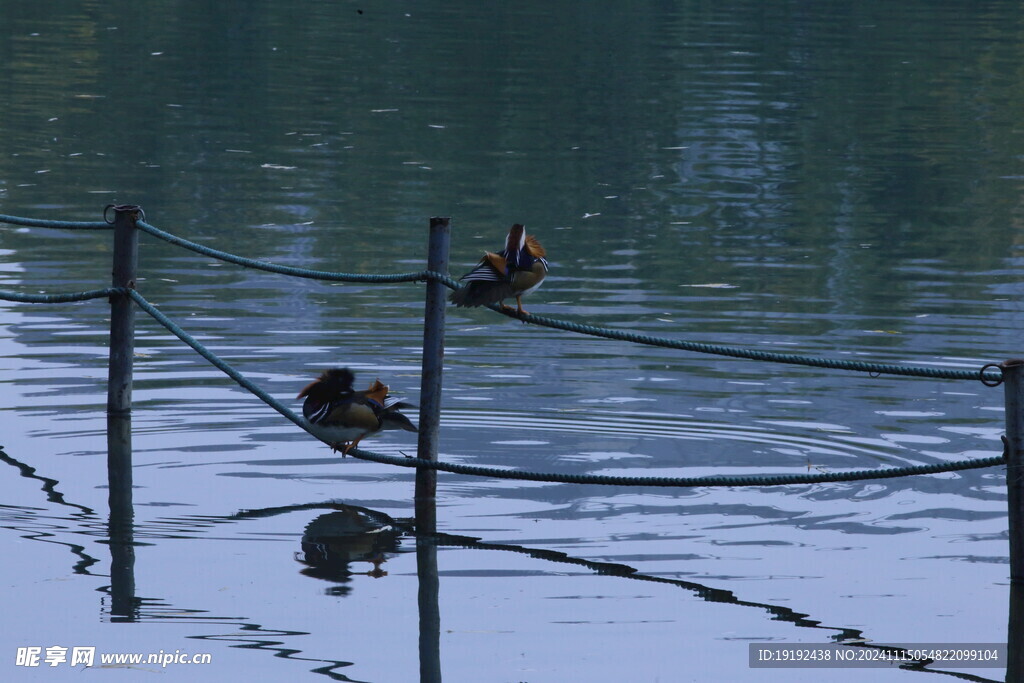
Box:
left=1, top=1, right=1021, bottom=681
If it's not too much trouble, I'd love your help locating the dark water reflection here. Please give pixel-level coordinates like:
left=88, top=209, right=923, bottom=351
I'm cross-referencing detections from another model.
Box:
left=1, top=462, right=1005, bottom=681
left=1, top=0, right=1021, bottom=680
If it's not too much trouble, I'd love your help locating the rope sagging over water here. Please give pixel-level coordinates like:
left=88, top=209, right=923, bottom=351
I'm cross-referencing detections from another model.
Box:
left=488, top=305, right=1002, bottom=382
left=137, top=220, right=432, bottom=284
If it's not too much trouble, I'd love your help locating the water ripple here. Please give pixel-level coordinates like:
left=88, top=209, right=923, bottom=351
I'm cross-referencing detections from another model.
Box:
left=441, top=409, right=906, bottom=463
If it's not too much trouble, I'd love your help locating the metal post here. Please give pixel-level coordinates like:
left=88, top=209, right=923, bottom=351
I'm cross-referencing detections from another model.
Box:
left=105, top=205, right=139, bottom=548
left=1005, top=359, right=1024, bottom=583
left=106, top=204, right=140, bottom=416
left=1004, top=359, right=1024, bottom=680
left=416, top=217, right=450, bottom=502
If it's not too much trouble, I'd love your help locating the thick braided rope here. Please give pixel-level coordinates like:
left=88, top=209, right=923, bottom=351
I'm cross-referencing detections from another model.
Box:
left=0, top=213, right=110, bottom=230
left=337, top=448, right=1005, bottom=487
left=483, top=305, right=1002, bottom=382
left=129, top=290, right=315, bottom=435
left=137, top=220, right=428, bottom=283
left=0, top=287, right=119, bottom=303
left=128, top=289, right=1005, bottom=487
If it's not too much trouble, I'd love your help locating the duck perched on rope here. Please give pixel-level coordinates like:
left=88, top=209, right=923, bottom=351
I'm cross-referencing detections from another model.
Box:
left=297, top=368, right=417, bottom=455
left=449, top=223, right=548, bottom=315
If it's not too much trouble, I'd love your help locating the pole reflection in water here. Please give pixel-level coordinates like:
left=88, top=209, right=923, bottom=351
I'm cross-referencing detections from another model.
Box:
left=416, top=497, right=441, bottom=683
left=290, top=500, right=442, bottom=679
left=106, top=414, right=137, bottom=621
left=1008, top=583, right=1024, bottom=682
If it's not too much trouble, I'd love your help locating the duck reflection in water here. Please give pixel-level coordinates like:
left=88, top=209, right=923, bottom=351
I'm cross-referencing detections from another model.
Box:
left=296, top=506, right=404, bottom=596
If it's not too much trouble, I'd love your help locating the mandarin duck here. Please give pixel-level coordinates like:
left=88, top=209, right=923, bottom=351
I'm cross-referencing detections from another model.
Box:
left=449, top=223, right=548, bottom=315
left=297, top=368, right=418, bottom=455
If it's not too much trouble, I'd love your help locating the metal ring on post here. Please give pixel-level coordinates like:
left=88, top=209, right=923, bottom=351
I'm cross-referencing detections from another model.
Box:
left=981, top=362, right=1005, bottom=387
left=104, top=204, right=145, bottom=225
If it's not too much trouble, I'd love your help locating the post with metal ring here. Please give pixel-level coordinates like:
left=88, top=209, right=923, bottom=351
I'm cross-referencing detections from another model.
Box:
left=415, top=216, right=450, bottom=504
left=1003, top=359, right=1024, bottom=679
left=1004, top=360, right=1024, bottom=581
left=105, top=204, right=141, bottom=619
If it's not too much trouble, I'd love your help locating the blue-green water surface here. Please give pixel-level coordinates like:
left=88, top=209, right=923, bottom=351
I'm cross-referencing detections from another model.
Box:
left=1, top=2, right=1020, bottom=681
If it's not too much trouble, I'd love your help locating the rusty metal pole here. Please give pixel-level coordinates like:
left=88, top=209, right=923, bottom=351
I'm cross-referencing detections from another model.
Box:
left=414, top=217, right=448, bottom=681
left=106, top=204, right=140, bottom=416
left=104, top=204, right=140, bottom=619
left=1003, top=359, right=1024, bottom=680
left=1005, top=359, right=1024, bottom=584
left=105, top=204, right=139, bottom=533
left=415, top=217, right=450, bottom=504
